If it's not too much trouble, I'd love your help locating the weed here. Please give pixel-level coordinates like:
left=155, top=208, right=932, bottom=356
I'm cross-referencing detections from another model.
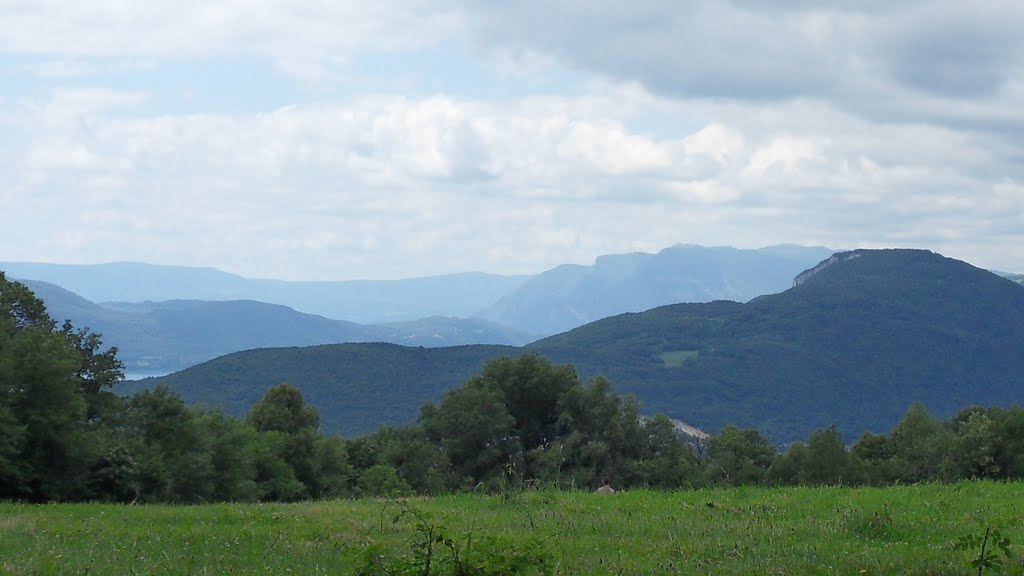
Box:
left=356, top=501, right=553, bottom=575
left=953, top=526, right=1012, bottom=576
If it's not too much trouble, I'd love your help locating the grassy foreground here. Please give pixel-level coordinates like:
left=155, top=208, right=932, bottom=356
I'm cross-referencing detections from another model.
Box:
left=2, top=482, right=1023, bottom=575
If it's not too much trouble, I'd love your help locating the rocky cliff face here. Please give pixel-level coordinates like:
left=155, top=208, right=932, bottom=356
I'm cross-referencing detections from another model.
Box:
left=792, top=251, right=864, bottom=287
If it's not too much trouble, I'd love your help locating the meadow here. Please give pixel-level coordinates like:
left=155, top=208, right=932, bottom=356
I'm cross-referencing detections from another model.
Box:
left=2, top=482, right=1023, bottom=575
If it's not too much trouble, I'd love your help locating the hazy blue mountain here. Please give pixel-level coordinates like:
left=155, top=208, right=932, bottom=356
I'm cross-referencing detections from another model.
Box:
left=130, top=249, right=1024, bottom=442
left=478, top=244, right=836, bottom=335
left=1, top=262, right=528, bottom=323
left=19, top=279, right=533, bottom=373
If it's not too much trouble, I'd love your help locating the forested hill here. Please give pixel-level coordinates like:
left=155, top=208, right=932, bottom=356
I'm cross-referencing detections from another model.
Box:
left=119, top=343, right=517, bottom=436
left=133, top=249, right=1024, bottom=442
left=528, top=249, right=1024, bottom=441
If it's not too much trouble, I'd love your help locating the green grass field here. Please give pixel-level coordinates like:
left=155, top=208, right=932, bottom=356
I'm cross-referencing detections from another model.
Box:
left=2, top=482, right=1023, bottom=575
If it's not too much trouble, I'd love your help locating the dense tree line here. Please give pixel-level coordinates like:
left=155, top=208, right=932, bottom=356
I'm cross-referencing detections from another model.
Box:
left=4, top=272, right=1024, bottom=503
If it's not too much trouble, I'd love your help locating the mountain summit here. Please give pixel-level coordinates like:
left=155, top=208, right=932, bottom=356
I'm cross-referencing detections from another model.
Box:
left=531, top=249, right=1024, bottom=441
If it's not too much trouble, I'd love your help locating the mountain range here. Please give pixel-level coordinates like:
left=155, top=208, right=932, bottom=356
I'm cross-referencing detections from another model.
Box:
left=5, top=244, right=837, bottom=373
left=479, top=244, right=836, bottom=334
left=20, top=279, right=532, bottom=373
left=2, top=245, right=834, bottom=329
left=0, top=262, right=528, bottom=324
left=123, top=249, right=1024, bottom=443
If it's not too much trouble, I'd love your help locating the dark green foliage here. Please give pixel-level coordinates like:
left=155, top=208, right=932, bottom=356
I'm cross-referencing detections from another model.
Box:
left=0, top=272, right=116, bottom=501
left=419, top=355, right=702, bottom=491
left=245, top=385, right=354, bottom=500
left=251, top=431, right=307, bottom=501
left=770, top=426, right=861, bottom=486
left=422, top=379, right=519, bottom=485
left=246, top=383, right=320, bottom=433
left=195, top=409, right=261, bottom=502
left=704, top=426, right=776, bottom=486
left=125, top=386, right=216, bottom=503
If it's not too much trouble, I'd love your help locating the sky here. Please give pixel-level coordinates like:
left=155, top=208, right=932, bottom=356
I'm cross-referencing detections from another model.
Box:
left=2, top=1, right=1023, bottom=280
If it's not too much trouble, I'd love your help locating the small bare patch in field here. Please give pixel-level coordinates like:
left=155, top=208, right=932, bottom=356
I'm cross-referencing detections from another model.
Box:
left=0, top=515, right=29, bottom=531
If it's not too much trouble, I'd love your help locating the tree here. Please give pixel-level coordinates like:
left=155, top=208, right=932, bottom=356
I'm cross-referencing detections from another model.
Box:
left=422, top=383, right=517, bottom=485
left=60, top=321, right=124, bottom=421
left=989, top=407, right=1024, bottom=479
left=888, top=403, right=945, bottom=482
left=801, top=425, right=860, bottom=485
left=361, top=425, right=452, bottom=495
left=0, top=272, right=125, bottom=501
left=633, top=414, right=702, bottom=489
left=311, top=435, right=354, bottom=498
left=246, top=383, right=319, bottom=434
left=941, top=406, right=999, bottom=481
left=705, top=426, right=776, bottom=486
left=194, top=408, right=261, bottom=502
left=474, top=354, right=579, bottom=452
left=553, top=376, right=642, bottom=487
left=246, top=383, right=350, bottom=500
left=359, top=464, right=412, bottom=497
left=851, top=431, right=897, bottom=485
left=0, top=325, right=88, bottom=500
left=252, top=431, right=307, bottom=501
left=125, top=386, right=214, bottom=503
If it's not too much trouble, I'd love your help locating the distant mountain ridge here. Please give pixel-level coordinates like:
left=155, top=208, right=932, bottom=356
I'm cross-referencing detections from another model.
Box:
left=0, top=262, right=528, bottom=324
left=132, top=249, right=1024, bottom=442
left=20, top=280, right=533, bottom=373
left=7, top=243, right=844, bottom=373
left=479, top=244, right=836, bottom=335
left=2, top=245, right=835, bottom=332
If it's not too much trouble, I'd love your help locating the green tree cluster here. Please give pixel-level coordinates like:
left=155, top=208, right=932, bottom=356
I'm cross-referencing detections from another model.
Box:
left=1, top=273, right=352, bottom=503
left=348, top=355, right=704, bottom=493
left=1, top=272, right=123, bottom=501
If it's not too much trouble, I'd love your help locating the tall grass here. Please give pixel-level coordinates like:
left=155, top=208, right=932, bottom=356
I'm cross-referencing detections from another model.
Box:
left=2, top=481, right=1022, bottom=575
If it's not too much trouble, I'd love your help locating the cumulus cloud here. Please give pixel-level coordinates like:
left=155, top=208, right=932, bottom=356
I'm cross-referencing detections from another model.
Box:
left=4, top=78, right=1023, bottom=278
left=455, top=0, right=1024, bottom=131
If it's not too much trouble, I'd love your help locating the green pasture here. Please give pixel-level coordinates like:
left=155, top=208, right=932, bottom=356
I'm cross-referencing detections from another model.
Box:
left=660, top=350, right=699, bottom=368
left=2, top=482, right=1023, bottom=575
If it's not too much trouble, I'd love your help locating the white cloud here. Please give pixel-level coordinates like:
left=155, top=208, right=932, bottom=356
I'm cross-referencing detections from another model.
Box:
left=683, top=124, right=746, bottom=164
left=4, top=80, right=1022, bottom=277
left=2, top=1, right=1024, bottom=278
left=741, top=136, right=826, bottom=179
left=556, top=121, right=674, bottom=175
